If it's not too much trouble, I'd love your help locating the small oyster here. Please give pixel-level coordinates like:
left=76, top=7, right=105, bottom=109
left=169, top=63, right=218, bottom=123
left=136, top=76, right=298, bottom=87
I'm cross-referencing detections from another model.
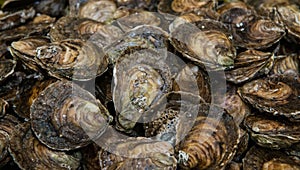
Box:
left=0, top=7, right=35, bottom=31
left=244, top=114, right=300, bottom=149
left=238, top=71, right=300, bottom=122
left=30, top=81, right=112, bottom=150
left=79, top=0, right=117, bottom=23
left=9, top=123, right=82, bottom=170
left=0, top=59, right=16, bottom=82
left=225, top=50, right=274, bottom=84
left=105, top=25, right=169, bottom=64
left=272, top=54, right=299, bottom=75
left=243, top=146, right=300, bottom=170
left=178, top=103, right=239, bottom=169
left=113, top=49, right=172, bottom=132
left=36, top=39, right=108, bottom=81
left=170, top=21, right=236, bottom=70
left=144, top=91, right=203, bottom=146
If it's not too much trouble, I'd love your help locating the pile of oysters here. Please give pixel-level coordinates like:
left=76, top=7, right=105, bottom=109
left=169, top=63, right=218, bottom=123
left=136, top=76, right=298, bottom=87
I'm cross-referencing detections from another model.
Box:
left=0, top=0, right=299, bottom=169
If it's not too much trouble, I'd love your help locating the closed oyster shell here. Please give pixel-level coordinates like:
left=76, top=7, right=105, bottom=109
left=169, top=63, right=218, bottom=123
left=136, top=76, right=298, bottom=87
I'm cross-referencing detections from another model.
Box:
left=272, top=54, right=299, bottom=75
left=36, top=39, right=108, bottom=81
left=9, top=123, right=82, bottom=170
left=243, top=146, right=300, bottom=170
left=225, top=50, right=274, bottom=84
left=238, top=71, right=300, bottom=122
left=113, top=49, right=172, bottom=132
left=244, top=114, right=300, bottom=149
left=170, top=21, right=236, bottom=70
left=178, top=103, right=239, bottom=169
left=30, top=81, right=112, bottom=150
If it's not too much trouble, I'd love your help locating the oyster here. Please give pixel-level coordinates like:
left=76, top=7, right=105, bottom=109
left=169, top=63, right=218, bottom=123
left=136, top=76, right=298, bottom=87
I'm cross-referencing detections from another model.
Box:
left=30, top=81, right=112, bottom=150
left=272, top=53, right=299, bottom=75
left=79, top=0, right=117, bottom=23
left=113, top=49, right=172, bottom=132
left=238, top=71, right=300, bottom=122
left=35, top=39, right=108, bottom=80
left=243, top=146, right=300, bottom=170
left=0, top=7, right=35, bottom=31
left=144, top=91, right=202, bottom=146
left=0, top=114, right=19, bottom=167
left=244, top=114, right=300, bottom=149
left=105, top=25, right=169, bottom=64
left=177, top=103, right=239, bottom=169
left=158, top=0, right=216, bottom=14
left=225, top=50, right=274, bottom=84
left=0, top=59, right=16, bottom=82
left=170, top=21, right=236, bottom=70
left=9, top=123, right=81, bottom=170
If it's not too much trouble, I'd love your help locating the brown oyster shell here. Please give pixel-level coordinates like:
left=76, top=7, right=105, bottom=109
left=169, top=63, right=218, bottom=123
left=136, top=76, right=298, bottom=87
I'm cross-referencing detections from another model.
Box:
left=0, top=59, right=16, bottom=82
left=170, top=21, right=236, bottom=70
left=35, top=39, right=108, bottom=81
left=178, top=103, right=239, bottom=170
left=244, top=114, right=300, bottom=149
left=113, top=49, right=172, bottom=132
left=9, top=123, right=82, bottom=170
left=272, top=54, right=299, bottom=75
left=30, top=81, right=112, bottom=151
left=238, top=71, right=300, bottom=122
left=225, top=50, right=274, bottom=84
left=243, top=146, right=300, bottom=170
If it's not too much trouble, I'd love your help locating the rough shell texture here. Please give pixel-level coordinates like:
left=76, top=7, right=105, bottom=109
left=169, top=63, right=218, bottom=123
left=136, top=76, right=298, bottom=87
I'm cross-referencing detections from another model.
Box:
left=0, top=59, right=16, bottom=82
left=30, top=81, right=111, bottom=151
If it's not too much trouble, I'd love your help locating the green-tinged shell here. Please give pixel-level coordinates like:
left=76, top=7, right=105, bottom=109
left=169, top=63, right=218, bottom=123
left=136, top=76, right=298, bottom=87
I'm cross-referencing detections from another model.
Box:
left=35, top=39, right=108, bottom=81
left=144, top=91, right=203, bottom=146
left=244, top=114, right=300, bottom=149
left=178, top=103, right=239, bottom=169
left=243, top=146, right=300, bottom=170
left=30, top=81, right=112, bottom=151
left=105, top=25, right=169, bottom=64
left=0, top=59, right=16, bottom=82
left=170, top=21, right=236, bottom=70
left=113, top=49, right=172, bottom=132
left=10, top=36, right=50, bottom=72
left=238, top=71, right=300, bottom=122
left=225, top=50, right=274, bottom=84
left=9, top=123, right=82, bottom=170
left=0, top=7, right=35, bottom=31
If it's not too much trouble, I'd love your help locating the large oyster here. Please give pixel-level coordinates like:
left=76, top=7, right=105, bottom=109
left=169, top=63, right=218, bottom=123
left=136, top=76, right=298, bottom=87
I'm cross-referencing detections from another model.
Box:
left=30, top=81, right=112, bottom=150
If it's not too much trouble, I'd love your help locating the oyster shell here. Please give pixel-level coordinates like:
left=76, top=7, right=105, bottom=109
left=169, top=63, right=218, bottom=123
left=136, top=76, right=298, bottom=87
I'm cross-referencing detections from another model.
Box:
left=272, top=54, right=299, bottom=75
left=9, top=123, right=81, bottom=170
left=113, top=49, right=172, bottom=132
left=243, top=146, right=300, bottom=170
left=238, top=71, right=300, bottom=122
left=177, top=103, right=239, bottom=169
left=170, top=21, right=236, bottom=70
left=225, top=50, right=274, bottom=84
left=35, top=39, right=108, bottom=81
left=0, top=59, right=16, bottom=82
left=244, top=114, right=300, bottom=149
left=30, top=81, right=112, bottom=150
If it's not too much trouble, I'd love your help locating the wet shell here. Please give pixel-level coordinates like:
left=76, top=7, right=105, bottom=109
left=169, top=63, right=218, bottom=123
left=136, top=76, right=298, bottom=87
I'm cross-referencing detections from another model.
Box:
left=105, top=25, right=169, bottom=64
left=113, top=49, right=172, bottom=132
left=238, top=71, right=300, bottom=122
left=79, top=0, right=117, bottom=23
left=0, top=59, right=16, bottom=82
left=225, top=50, right=274, bottom=84
left=35, top=39, right=108, bottom=81
left=9, top=123, right=82, bottom=170
left=30, top=81, right=112, bottom=150
left=144, top=91, right=203, bottom=146
left=0, top=7, right=35, bottom=31
left=243, top=146, right=300, bottom=170
left=10, top=36, right=50, bottom=72
left=178, top=103, right=239, bottom=169
left=170, top=21, right=236, bottom=70
left=244, top=114, right=300, bottom=149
